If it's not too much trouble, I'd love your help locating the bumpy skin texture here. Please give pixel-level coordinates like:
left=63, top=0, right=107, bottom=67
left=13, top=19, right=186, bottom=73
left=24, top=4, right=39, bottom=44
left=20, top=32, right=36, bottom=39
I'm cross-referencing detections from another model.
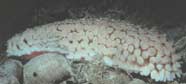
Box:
left=6, top=18, right=182, bottom=82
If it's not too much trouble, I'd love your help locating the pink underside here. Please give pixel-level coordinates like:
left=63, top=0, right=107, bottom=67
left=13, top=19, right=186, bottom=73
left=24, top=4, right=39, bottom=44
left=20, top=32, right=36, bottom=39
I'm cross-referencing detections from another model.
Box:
left=21, top=51, right=67, bottom=60
left=21, top=51, right=47, bottom=60
left=21, top=51, right=86, bottom=62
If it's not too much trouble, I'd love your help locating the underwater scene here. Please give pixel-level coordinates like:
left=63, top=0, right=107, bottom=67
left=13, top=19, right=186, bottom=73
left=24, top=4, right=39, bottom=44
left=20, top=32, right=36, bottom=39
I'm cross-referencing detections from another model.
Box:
left=0, top=0, right=186, bottom=84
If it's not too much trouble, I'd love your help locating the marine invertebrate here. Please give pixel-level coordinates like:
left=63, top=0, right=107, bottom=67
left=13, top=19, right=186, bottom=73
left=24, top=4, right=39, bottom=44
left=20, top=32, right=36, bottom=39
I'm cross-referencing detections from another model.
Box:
left=6, top=18, right=182, bottom=82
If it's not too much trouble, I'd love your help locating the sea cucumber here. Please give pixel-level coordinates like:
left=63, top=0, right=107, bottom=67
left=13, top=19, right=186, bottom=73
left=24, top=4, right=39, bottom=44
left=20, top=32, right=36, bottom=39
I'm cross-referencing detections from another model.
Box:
left=6, top=18, right=182, bottom=82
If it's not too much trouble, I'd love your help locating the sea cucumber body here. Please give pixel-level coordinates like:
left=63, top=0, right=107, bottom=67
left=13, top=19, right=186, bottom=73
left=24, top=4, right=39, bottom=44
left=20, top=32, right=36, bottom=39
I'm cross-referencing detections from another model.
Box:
left=6, top=18, right=182, bottom=82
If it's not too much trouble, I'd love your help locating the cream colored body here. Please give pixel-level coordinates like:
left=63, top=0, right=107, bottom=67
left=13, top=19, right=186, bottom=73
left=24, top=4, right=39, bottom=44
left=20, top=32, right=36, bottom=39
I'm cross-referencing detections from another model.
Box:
left=6, top=18, right=182, bottom=82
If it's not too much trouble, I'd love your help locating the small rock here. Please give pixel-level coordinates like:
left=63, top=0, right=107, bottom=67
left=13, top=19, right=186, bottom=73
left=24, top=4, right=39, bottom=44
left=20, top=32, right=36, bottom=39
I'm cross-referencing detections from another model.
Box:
left=128, top=79, right=146, bottom=84
left=0, top=76, right=20, bottom=84
left=24, top=53, right=72, bottom=84
left=169, top=81, right=179, bottom=84
left=0, top=59, right=23, bottom=84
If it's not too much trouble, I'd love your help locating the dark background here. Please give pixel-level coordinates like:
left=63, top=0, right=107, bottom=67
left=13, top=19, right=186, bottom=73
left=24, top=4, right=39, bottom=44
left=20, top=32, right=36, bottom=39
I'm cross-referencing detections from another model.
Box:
left=1, top=0, right=186, bottom=42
